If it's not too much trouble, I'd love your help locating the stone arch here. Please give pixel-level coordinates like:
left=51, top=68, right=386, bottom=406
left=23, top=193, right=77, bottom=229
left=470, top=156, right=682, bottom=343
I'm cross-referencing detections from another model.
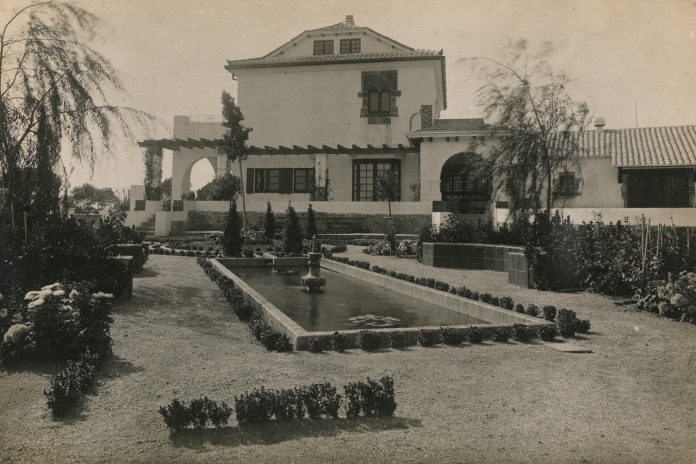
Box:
left=171, top=149, right=227, bottom=201
left=439, top=152, right=491, bottom=213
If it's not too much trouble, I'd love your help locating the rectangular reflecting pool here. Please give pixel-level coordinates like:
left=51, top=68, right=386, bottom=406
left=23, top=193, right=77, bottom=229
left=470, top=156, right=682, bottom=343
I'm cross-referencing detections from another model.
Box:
left=228, top=266, right=489, bottom=332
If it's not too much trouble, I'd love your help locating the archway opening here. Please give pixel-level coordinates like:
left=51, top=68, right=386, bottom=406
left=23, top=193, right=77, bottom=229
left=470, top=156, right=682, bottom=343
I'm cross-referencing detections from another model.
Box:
left=184, top=157, right=216, bottom=199
left=440, top=153, right=491, bottom=214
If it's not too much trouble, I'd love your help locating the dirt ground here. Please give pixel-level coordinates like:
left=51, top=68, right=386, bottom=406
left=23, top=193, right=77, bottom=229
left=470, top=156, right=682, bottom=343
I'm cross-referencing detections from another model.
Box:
left=1, top=251, right=695, bottom=463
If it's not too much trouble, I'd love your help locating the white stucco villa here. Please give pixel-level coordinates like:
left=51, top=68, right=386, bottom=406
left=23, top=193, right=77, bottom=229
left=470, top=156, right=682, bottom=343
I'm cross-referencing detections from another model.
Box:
left=127, top=16, right=696, bottom=236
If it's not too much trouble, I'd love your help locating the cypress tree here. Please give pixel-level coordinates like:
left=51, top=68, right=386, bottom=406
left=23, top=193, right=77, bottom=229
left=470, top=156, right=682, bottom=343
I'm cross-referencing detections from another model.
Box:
left=223, top=199, right=242, bottom=257
left=305, top=203, right=317, bottom=239
left=264, top=201, right=275, bottom=241
left=283, top=203, right=303, bottom=254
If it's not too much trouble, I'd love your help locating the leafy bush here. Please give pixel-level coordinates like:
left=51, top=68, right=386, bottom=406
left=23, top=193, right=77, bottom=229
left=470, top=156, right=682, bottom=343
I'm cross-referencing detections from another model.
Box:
left=492, top=327, right=511, bottom=342
left=526, top=304, right=540, bottom=317
left=574, top=319, right=591, bottom=333
left=557, top=308, right=577, bottom=338
left=470, top=291, right=480, bottom=301
left=434, top=281, right=450, bottom=292
left=650, top=271, right=696, bottom=323
left=416, top=329, right=437, bottom=347
left=195, top=173, right=241, bottom=201
left=438, top=327, right=464, bottom=345
left=307, top=336, right=322, bottom=353
left=396, top=240, right=416, bottom=256
left=297, top=383, right=341, bottom=419
left=514, top=303, right=525, bottom=313
left=158, top=399, right=190, bottom=431
left=467, top=326, right=484, bottom=343
left=356, top=330, right=380, bottom=351
left=499, top=296, right=514, bottom=310
left=480, top=293, right=492, bottom=304
left=539, top=325, right=559, bottom=341
left=330, top=332, right=345, bottom=352
left=490, top=296, right=500, bottom=307
left=457, top=287, right=473, bottom=298
left=44, top=350, right=99, bottom=416
left=542, top=305, right=557, bottom=322
left=388, top=332, right=406, bottom=349
left=343, top=376, right=396, bottom=418
left=511, top=324, right=534, bottom=342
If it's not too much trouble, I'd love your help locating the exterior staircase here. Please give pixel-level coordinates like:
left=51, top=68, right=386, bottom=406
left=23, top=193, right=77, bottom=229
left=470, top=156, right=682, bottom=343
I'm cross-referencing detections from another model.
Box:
left=135, top=215, right=156, bottom=238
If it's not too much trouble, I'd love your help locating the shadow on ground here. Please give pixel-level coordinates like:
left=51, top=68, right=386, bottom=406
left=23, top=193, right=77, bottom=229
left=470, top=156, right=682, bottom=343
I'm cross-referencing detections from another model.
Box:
left=169, top=416, right=422, bottom=449
left=100, top=355, right=145, bottom=380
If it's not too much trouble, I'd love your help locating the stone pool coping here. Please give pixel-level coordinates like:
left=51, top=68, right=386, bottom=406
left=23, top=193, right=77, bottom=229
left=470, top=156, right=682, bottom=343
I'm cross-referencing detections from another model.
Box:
left=211, top=258, right=553, bottom=350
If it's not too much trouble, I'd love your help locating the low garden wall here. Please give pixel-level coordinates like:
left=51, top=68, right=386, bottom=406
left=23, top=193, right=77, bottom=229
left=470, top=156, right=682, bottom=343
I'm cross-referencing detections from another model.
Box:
left=187, top=210, right=429, bottom=234
left=422, top=242, right=531, bottom=288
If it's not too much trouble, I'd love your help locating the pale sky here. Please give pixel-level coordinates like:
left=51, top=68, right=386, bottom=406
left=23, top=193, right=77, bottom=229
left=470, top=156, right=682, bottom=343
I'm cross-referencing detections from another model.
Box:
left=4, top=0, right=696, bottom=193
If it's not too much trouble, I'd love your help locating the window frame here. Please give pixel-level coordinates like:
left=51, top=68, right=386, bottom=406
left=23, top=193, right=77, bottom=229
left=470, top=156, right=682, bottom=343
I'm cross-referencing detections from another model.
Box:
left=352, top=160, right=401, bottom=201
left=293, top=168, right=315, bottom=193
left=255, top=168, right=281, bottom=193
left=556, top=172, right=576, bottom=197
left=313, top=40, right=334, bottom=55
left=340, top=38, right=361, bottom=54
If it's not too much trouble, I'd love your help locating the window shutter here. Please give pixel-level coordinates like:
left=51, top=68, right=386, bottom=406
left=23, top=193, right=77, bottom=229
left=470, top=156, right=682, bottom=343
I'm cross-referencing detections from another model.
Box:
left=280, top=168, right=293, bottom=194
left=246, top=168, right=255, bottom=194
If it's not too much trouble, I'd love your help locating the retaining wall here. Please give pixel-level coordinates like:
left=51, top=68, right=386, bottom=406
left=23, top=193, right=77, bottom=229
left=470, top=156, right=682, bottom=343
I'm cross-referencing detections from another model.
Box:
left=421, top=242, right=530, bottom=288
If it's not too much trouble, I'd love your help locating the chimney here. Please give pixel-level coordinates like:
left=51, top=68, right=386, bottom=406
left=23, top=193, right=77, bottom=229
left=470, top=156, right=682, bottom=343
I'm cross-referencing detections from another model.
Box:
left=420, top=105, right=433, bottom=130
left=345, top=15, right=355, bottom=27
left=594, top=117, right=606, bottom=130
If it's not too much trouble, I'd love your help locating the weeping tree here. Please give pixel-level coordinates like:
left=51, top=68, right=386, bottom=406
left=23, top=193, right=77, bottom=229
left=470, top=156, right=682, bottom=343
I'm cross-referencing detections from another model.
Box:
left=219, top=92, right=252, bottom=228
left=0, top=1, right=151, bottom=217
left=468, top=40, right=591, bottom=216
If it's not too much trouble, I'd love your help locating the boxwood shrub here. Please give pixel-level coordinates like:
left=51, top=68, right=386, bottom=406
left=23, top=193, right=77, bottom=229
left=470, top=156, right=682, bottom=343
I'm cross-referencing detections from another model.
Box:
left=467, top=326, right=484, bottom=343
left=492, top=327, right=511, bottom=342
left=356, top=330, right=380, bottom=351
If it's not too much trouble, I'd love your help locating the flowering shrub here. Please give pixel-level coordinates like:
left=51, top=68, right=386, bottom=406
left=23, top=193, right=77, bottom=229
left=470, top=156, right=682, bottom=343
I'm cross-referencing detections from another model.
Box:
left=396, top=240, right=416, bottom=256
left=653, top=271, right=696, bottom=323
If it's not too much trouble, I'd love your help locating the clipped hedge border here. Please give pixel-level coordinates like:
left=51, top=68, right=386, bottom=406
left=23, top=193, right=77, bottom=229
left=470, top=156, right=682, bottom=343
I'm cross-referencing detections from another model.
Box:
left=197, top=256, right=292, bottom=352
left=326, top=256, right=592, bottom=340
left=159, top=376, right=396, bottom=431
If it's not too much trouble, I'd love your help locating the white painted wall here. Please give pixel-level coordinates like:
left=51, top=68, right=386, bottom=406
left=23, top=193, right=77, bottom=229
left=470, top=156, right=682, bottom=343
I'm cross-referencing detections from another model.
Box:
left=234, top=60, right=443, bottom=147
left=496, top=207, right=696, bottom=227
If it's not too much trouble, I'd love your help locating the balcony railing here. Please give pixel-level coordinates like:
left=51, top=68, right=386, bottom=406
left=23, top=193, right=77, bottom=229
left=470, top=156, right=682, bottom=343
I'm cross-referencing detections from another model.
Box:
left=187, top=114, right=223, bottom=123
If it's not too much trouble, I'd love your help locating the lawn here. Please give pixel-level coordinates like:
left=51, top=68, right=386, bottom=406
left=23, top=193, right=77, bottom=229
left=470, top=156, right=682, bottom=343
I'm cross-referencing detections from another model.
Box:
left=0, top=252, right=694, bottom=463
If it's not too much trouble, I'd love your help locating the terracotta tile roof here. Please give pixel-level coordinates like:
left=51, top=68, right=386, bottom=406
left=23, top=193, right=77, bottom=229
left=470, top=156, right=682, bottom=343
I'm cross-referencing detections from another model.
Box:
left=574, top=126, right=696, bottom=167
left=226, top=50, right=442, bottom=69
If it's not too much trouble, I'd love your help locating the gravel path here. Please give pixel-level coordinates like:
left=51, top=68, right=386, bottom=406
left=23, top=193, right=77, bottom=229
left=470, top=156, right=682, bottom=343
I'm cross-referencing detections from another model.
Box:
left=1, top=253, right=695, bottom=463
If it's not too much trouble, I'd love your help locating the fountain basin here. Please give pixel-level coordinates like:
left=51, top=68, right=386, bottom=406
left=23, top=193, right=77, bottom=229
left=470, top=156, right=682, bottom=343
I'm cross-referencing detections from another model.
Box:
left=212, top=258, right=552, bottom=350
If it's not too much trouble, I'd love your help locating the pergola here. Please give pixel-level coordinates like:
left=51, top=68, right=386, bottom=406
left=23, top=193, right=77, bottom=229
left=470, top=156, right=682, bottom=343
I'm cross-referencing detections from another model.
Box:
left=138, top=138, right=418, bottom=201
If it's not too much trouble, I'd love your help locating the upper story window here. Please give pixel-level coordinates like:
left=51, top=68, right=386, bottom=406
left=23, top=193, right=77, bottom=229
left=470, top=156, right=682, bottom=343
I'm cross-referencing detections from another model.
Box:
left=359, top=70, right=399, bottom=118
left=340, top=38, right=361, bottom=54
left=313, top=40, right=334, bottom=55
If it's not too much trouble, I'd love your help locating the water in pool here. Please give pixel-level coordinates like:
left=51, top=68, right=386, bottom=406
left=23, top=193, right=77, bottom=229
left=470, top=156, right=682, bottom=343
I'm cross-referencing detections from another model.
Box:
left=228, top=266, right=488, bottom=332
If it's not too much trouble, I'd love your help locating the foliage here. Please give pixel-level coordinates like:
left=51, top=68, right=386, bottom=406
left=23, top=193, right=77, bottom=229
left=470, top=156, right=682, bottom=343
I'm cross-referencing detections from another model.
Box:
left=330, top=331, right=345, bottom=352
left=218, top=91, right=252, bottom=226
left=514, top=303, right=525, bottom=313
left=542, top=305, right=557, bottom=321
left=438, top=327, right=465, bottom=345
left=557, top=308, right=577, bottom=338
left=539, top=325, right=558, bottom=341
left=471, top=39, right=590, bottom=214
left=264, top=201, right=275, bottom=240
left=650, top=271, right=696, bottom=323
left=195, top=173, right=241, bottom=201
left=388, top=332, right=406, bottom=349
left=499, top=296, right=514, bottom=310
left=511, top=323, right=534, bottom=342
left=70, top=183, right=119, bottom=213
left=416, top=329, right=437, bottom=347
left=467, top=326, right=484, bottom=343
left=159, top=397, right=232, bottom=431
left=222, top=200, right=242, bottom=257
left=374, top=170, right=399, bottom=216
left=416, top=226, right=434, bottom=262
left=0, top=2, right=151, bottom=210
left=307, top=336, right=322, bottom=353
left=305, top=204, right=318, bottom=239
left=343, top=376, right=396, bottom=418
left=283, top=203, right=303, bottom=254
left=356, top=329, right=380, bottom=351
left=526, top=304, right=540, bottom=317
left=492, top=327, right=511, bottom=342
left=44, top=350, right=99, bottom=416
left=574, top=319, right=591, bottom=333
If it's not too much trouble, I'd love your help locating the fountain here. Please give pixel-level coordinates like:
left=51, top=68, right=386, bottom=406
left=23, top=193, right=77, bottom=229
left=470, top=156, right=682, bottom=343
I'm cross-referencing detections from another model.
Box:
left=301, top=235, right=326, bottom=292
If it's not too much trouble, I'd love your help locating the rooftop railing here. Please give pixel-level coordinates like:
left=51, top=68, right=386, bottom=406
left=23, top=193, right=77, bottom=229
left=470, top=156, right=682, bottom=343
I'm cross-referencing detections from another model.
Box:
left=187, top=114, right=224, bottom=123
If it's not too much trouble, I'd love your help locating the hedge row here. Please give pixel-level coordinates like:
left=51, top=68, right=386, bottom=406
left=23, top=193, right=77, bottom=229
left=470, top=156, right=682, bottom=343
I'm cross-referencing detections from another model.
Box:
left=197, top=256, right=292, bottom=352
left=159, top=377, right=396, bottom=431
left=327, top=256, right=592, bottom=338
